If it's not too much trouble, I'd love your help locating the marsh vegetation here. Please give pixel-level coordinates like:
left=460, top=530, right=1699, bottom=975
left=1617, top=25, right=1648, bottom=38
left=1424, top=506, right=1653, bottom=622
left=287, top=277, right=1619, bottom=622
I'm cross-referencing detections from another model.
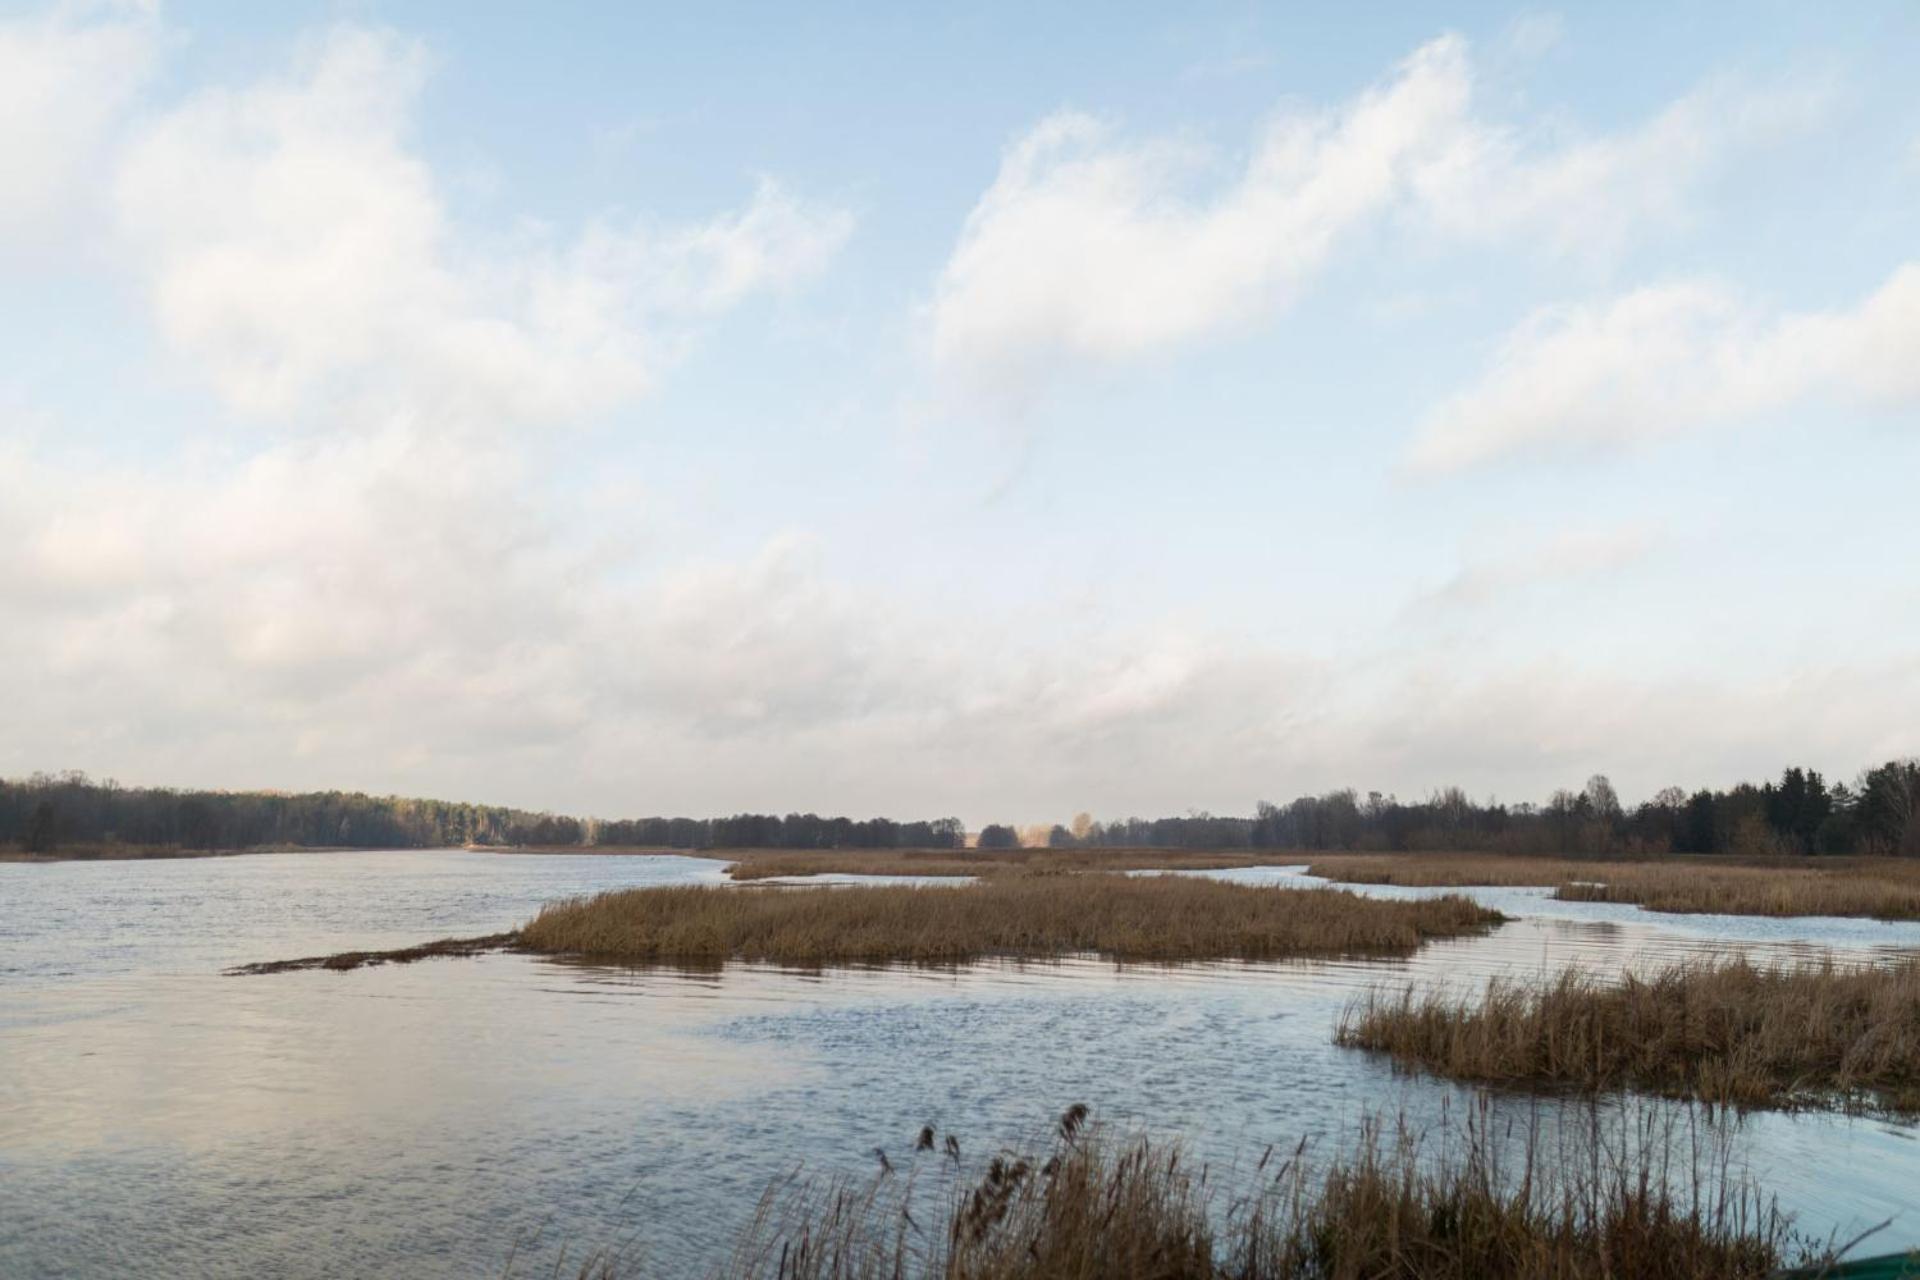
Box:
left=1554, top=862, right=1920, bottom=921
left=1306, top=852, right=1920, bottom=921
left=516, top=875, right=1501, bottom=967
left=566, top=1104, right=1850, bottom=1280
left=720, top=847, right=1287, bottom=880
left=1337, top=958, right=1920, bottom=1115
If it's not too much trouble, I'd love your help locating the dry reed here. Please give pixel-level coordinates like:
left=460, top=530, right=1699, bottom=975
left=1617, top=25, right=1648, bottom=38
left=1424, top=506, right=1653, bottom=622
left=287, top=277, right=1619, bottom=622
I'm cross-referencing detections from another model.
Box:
left=517, top=875, right=1501, bottom=967
left=698, top=1103, right=1829, bottom=1280
left=723, top=848, right=1292, bottom=881
left=1337, top=957, right=1920, bottom=1114
left=1305, top=853, right=1643, bottom=888
left=1306, top=853, right=1920, bottom=922
left=1554, top=864, right=1920, bottom=921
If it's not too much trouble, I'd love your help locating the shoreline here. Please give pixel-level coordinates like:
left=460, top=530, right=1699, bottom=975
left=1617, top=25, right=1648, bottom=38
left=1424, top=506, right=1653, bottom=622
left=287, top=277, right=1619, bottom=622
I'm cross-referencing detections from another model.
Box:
left=0, top=842, right=369, bottom=864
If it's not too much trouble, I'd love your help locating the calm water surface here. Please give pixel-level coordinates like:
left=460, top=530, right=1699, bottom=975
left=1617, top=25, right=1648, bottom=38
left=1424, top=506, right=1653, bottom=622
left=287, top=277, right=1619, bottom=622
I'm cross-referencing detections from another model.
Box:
left=4, top=850, right=1919, bottom=1277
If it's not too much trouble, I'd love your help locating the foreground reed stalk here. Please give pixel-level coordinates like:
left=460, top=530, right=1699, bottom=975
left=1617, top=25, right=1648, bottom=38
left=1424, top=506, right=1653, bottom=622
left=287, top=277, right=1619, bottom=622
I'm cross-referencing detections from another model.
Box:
left=1337, top=958, right=1920, bottom=1115
left=621, top=1103, right=1840, bottom=1280
left=516, top=875, right=1501, bottom=967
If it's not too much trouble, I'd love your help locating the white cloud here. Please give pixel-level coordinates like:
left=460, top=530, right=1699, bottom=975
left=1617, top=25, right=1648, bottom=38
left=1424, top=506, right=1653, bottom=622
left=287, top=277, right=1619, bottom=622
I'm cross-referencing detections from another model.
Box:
left=113, top=25, right=852, bottom=426
left=2, top=428, right=562, bottom=700
left=0, top=1, right=158, bottom=251
left=929, top=36, right=1472, bottom=403
left=1499, top=13, right=1565, bottom=61
left=1408, top=262, right=1920, bottom=470
left=1416, top=523, right=1655, bottom=610
left=5, top=421, right=1917, bottom=817
left=0, top=426, right=1292, bottom=806
left=928, top=34, right=1823, bottom=405
left=1408, top=74, right=1832, bottom=258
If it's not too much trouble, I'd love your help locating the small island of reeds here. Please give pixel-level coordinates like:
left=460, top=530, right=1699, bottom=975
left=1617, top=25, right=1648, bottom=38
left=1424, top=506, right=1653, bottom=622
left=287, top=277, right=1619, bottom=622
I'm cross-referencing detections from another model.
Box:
left=720, top=847, right=1293, bottom=881
left=516, top=873, right=1502, bottom=968
left=1336, top=957, right=1920, bottom=1116
left=1304, top=853, right=1920, bottom=922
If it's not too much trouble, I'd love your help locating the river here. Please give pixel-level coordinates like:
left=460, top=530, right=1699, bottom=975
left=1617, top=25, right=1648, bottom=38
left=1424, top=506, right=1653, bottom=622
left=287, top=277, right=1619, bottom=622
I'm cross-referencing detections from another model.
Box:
left=3, top=850, right=1918, bottom=1277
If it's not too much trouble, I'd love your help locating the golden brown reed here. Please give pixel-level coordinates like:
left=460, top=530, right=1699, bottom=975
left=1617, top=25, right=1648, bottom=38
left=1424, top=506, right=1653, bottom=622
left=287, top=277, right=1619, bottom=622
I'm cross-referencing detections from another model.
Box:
left=1305, top=852, right=1644, bottom=888
left=698, top=1104, right=1820, bottom=1280
left=517, top=874, right=1500, bottom=967
left=1307, top=852, right=1920, bottom=921
left=1337, top=957, right=1920, bottom=1115
left=1554, top=863, right=1920, bottom=921
left=722, top=847, right=1294, bottom=881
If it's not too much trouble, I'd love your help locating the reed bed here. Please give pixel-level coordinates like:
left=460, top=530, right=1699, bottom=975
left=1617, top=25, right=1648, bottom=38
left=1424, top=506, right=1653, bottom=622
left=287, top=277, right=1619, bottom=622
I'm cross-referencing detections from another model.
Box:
left=517, top=875, right=1501, bottom=967
left=1304, top=853, right=1641, bottom=888
left=1337, top=958, right=1920, bottom=1115
left=693, top=1103, right=1830, bottom=1280
left=723, top=848, right=1290, bottom=881
left=1554, top=864, right=1920, bottom=921
left=1306, top=852, right=1920, bottom=921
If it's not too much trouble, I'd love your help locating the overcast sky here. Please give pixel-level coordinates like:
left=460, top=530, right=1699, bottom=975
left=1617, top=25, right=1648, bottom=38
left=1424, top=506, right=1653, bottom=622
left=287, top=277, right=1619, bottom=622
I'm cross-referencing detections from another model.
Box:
left=3, top=1, right=1917, bottom=822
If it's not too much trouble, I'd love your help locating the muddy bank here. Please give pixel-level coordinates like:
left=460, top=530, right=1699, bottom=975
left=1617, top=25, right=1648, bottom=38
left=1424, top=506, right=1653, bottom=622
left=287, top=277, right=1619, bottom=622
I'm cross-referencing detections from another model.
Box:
left=226, top=931, right=524, bottom=974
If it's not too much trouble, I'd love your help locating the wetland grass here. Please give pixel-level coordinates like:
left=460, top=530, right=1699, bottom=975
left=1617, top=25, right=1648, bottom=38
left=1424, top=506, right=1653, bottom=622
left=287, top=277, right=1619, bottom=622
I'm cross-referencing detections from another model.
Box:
left=1337, top=957, right=1920, bottom=1115
left=690, top=1104, right=1839, bottom=1279
left=1553, top=862, right=1920, bottom=921
left=517, top=873, right=1501, bottom=967
left=721, top=847, right=1292, bottom=880
left=1306, top=852, right=1920, bottom=922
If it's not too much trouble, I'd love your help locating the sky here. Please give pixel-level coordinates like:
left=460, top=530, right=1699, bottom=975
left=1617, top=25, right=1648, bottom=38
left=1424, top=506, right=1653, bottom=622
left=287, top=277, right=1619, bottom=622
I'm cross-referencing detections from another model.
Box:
left=2, top=1, right=1917, bottom=824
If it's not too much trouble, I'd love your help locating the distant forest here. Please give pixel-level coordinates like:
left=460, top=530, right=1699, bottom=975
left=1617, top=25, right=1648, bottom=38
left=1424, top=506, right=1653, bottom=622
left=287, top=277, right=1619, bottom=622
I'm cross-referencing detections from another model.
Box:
left=0, top=772, right=965, bottom=855
left=3, top=761, right=1916, bottom=857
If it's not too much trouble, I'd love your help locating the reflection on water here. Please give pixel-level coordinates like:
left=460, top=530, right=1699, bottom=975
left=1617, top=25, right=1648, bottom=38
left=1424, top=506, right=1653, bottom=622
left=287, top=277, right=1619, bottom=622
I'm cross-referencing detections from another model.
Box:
left=2, top=850, right=1918, bottom=1278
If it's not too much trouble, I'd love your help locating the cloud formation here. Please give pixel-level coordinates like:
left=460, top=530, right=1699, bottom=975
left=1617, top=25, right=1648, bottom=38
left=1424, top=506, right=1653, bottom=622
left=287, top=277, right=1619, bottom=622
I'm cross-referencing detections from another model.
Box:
left=1408, top=262, right=1920, bottom=470
left=1409, top=73, right=1831, bottom=258
left=0, top=426, right=1311, bottom=813
left=114, top=26, right=851, bottom=426
left=1415, top=524, right=1656, bottom=610
left=927, top=35, right=1821, bottom=404
left=929, top=37, right=1469, bottom=402
left=7, top=411, right=1919, bottom=819
left=0, top=2, right=157, bottom=250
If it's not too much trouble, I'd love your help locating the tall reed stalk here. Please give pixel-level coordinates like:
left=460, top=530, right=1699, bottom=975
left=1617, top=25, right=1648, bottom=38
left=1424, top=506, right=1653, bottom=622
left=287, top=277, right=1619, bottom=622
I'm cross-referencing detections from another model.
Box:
left=648, top=1101, right=1830, bottom=1279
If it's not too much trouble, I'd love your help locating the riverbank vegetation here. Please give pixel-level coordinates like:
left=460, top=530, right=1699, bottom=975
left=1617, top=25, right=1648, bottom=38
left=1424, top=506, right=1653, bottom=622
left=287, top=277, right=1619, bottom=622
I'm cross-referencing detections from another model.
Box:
left=626, top=1104, right=1835, bottom=1280
left=517, top=876, right=1500, bottom=967
left=721, top=848, right=1290, bottom=880
left=1554, top=863, right=1920, bottom=920
left=1337, top=958, right=1920, bottom=1115
left=1306, top=852, right=1920, bottom=921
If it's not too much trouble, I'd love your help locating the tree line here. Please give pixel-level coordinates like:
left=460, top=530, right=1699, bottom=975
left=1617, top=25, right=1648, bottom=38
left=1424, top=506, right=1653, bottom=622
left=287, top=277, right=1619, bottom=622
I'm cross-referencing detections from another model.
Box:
left=0, top=772, right=963, bottom=855
left=3, top=760, right=1916, bottom=857
left=987, top=761, right=1916, bottom=858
